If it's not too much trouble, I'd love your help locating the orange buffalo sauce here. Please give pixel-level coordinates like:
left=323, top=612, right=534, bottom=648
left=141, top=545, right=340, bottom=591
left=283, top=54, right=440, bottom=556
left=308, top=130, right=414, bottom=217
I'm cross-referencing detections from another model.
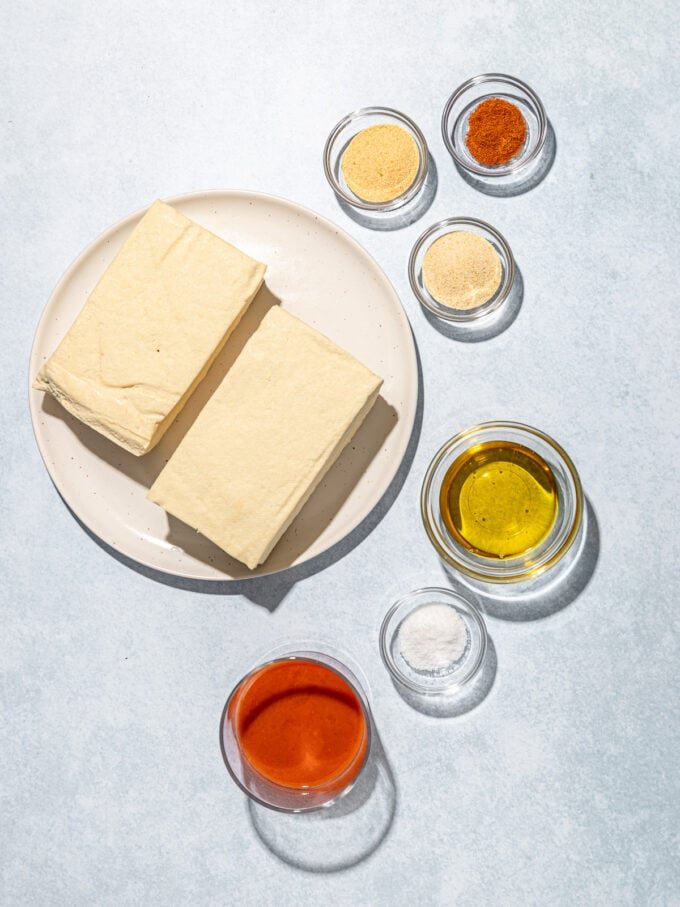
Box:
left=231, top=658, right=368, bottom=790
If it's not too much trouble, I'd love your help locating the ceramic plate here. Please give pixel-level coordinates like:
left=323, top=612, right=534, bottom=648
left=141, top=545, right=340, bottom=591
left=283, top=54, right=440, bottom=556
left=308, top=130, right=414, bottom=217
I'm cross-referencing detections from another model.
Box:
left=29, top=191, right=418, bottom=580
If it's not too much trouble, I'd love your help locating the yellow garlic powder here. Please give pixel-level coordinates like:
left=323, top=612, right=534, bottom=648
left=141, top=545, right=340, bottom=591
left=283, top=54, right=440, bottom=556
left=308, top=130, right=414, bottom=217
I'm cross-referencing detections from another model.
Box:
left=423, top=231, right=502, bottom=310
left=341, top=124, right=420, bottom=204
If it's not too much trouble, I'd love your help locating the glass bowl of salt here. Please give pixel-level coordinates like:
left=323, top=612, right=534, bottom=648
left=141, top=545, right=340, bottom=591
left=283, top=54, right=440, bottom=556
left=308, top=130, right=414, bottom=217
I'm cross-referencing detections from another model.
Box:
left=379, top=587, right=487, bottom=696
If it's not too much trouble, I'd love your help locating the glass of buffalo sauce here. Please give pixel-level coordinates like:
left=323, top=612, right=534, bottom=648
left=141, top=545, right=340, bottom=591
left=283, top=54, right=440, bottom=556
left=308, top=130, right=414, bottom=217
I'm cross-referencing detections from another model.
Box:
left=221, top=647, right=371, bottom=812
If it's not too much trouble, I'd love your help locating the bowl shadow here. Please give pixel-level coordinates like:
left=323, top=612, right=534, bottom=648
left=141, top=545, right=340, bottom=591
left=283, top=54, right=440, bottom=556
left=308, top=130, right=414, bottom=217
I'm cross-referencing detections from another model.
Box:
left=442, top=497, right=600, bottom=622
left=336, top=155, right=438, bottom=232
left=422, top=266, right=523, bottom=343
left=455, top=121, right=556, bottom=198
left=391, top=636, right=497, bottom=718
left=247, top=723, right=396, bottom=872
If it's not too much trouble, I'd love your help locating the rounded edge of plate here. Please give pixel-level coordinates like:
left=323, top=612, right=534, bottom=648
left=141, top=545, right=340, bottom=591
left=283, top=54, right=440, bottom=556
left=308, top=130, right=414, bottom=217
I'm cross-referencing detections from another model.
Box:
left=28, top=189, right=419, bottom=582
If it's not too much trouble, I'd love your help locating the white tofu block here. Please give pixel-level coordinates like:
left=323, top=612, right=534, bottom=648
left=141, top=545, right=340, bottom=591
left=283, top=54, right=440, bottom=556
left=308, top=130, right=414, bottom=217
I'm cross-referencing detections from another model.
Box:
left=148, top=306, right=383, bottom=569
left=34, top=200, right=266, bottom=455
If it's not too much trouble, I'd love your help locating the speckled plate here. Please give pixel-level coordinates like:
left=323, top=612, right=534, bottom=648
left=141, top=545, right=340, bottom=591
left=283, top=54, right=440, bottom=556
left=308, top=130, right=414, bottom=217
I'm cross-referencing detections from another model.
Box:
left=29, top=190, right=418, bottom=580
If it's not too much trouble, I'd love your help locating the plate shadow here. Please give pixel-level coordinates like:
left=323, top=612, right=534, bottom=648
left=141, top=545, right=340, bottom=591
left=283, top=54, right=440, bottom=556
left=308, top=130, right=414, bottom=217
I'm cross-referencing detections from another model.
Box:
left=41, top=289, right=424, bottom=610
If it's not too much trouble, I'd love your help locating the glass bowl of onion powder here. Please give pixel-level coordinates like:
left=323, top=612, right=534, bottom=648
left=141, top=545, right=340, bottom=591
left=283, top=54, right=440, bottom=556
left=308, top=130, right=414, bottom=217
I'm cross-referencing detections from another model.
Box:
left=380, top=587, right=487, bottom=696
left=409, top=216, right=516, bottom=326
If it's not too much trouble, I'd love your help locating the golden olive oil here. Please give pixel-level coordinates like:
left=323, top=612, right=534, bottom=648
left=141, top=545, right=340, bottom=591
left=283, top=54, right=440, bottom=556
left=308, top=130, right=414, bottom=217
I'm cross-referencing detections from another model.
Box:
left=440, top=440, right=558, bottom=559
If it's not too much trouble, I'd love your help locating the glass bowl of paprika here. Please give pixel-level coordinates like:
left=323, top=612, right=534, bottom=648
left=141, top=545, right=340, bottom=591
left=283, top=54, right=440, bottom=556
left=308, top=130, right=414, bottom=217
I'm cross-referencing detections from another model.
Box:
left=442, top=73, right=547, bottom=181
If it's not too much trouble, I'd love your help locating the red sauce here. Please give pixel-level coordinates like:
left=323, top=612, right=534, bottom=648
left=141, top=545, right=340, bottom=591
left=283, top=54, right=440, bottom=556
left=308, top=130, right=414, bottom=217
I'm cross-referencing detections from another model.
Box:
left=231, top=658, right=368, bottom=790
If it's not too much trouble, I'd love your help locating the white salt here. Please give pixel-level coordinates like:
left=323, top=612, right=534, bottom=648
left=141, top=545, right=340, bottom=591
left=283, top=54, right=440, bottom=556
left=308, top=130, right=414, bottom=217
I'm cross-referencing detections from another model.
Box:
left=397, top=603, right=468, bottom=673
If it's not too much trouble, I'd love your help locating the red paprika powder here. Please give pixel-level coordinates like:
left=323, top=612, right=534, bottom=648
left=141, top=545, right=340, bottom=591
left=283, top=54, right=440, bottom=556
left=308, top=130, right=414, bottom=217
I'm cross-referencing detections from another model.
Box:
left=465, top=97, right=527, bottom=167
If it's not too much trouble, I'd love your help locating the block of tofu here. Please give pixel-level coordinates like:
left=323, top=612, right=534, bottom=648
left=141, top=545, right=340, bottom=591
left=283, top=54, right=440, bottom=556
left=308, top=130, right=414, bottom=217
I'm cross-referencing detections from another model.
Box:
left=148, top=306, right=383, bottom=569
left=34, top=200, right=266, bottom=455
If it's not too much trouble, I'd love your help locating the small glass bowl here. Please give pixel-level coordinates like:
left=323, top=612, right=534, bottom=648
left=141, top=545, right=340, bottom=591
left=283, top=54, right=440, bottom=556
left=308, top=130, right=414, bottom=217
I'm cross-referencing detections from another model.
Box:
left=421, top=422, right=583, bottom=587
left=220, top=643, right=372, bottom=813
left=380, top=587, right=487, bottom=695
left=442, top=74, right=547, bottom=179
left=323, top=106, right=429, bottom=212
left=409, top=217, right=515, bottom=324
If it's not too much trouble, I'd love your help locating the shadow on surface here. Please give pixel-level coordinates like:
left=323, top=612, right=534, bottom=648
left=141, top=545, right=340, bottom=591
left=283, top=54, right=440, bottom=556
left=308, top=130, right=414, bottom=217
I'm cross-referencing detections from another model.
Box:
left=443, top=497, right=600, bottom=622
left=423, top=266, right=523, bottom=343
left=61, top=338, right=424, bottom=610
left=248, top=725, right=396, bottom=872
left=392, top=636, right=497, bottom=718
left=163, top=392, right=398, bottom=578
left=337, top=155, right=438, bottom=231
left=456, top=121, right=556, bottom=197
left=69, top=512, right=294, bottom=612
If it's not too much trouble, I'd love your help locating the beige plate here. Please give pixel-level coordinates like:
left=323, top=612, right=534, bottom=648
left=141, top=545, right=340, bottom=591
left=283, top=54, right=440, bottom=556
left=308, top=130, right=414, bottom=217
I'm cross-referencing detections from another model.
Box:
left=29, top=190, right=418, bottom=580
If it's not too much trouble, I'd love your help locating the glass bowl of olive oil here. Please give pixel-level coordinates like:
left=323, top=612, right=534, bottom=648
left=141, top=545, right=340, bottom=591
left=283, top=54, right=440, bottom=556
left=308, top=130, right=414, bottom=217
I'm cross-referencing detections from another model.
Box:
left=421, top=422, right=583, bottom=587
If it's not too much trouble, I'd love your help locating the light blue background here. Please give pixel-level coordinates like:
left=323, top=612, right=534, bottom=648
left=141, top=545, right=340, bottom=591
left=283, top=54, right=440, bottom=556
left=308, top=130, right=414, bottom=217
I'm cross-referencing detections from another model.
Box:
left=2, top=1, right=678, bottom=904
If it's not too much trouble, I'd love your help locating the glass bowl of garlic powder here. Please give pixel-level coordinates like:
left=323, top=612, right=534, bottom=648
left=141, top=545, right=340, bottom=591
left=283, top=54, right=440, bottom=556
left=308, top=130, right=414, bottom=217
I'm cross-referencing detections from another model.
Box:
left=324, top=107, right=429, bottom=213
left=380, top=587, right=487, bottom=696
left=409, top=216, right=516, bottom=325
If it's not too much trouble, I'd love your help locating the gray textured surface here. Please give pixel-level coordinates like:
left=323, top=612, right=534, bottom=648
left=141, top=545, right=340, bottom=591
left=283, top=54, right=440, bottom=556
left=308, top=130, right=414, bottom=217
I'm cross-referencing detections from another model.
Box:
left=1, top=1, right=678, bottom=904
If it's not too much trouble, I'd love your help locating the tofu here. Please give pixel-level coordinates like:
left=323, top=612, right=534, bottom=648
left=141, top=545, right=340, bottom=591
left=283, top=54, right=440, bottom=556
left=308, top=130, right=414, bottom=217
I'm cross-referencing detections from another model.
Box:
left=148, top=306, right=383, bottom=569
left=34, top=200, right=266, bottom=455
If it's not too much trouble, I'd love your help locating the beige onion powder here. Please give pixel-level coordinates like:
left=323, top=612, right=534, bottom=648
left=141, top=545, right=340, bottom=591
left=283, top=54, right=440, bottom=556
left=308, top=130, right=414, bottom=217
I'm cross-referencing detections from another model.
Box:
left=423, top=231, right=502, bottom=310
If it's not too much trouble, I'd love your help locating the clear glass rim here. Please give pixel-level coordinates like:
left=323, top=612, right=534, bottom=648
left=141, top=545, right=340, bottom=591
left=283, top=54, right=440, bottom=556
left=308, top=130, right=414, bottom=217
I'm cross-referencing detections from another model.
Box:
left=323, top=106, right=429, bottom=211
left=379, top=586, right=488, bottom=695
left=408, top=216, right=515, bottom=323
left=220, top=651, right=372, bottom=814
left=420, top=421, right=584, bottom=583
left=441, top=73, right=547, bottom=178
